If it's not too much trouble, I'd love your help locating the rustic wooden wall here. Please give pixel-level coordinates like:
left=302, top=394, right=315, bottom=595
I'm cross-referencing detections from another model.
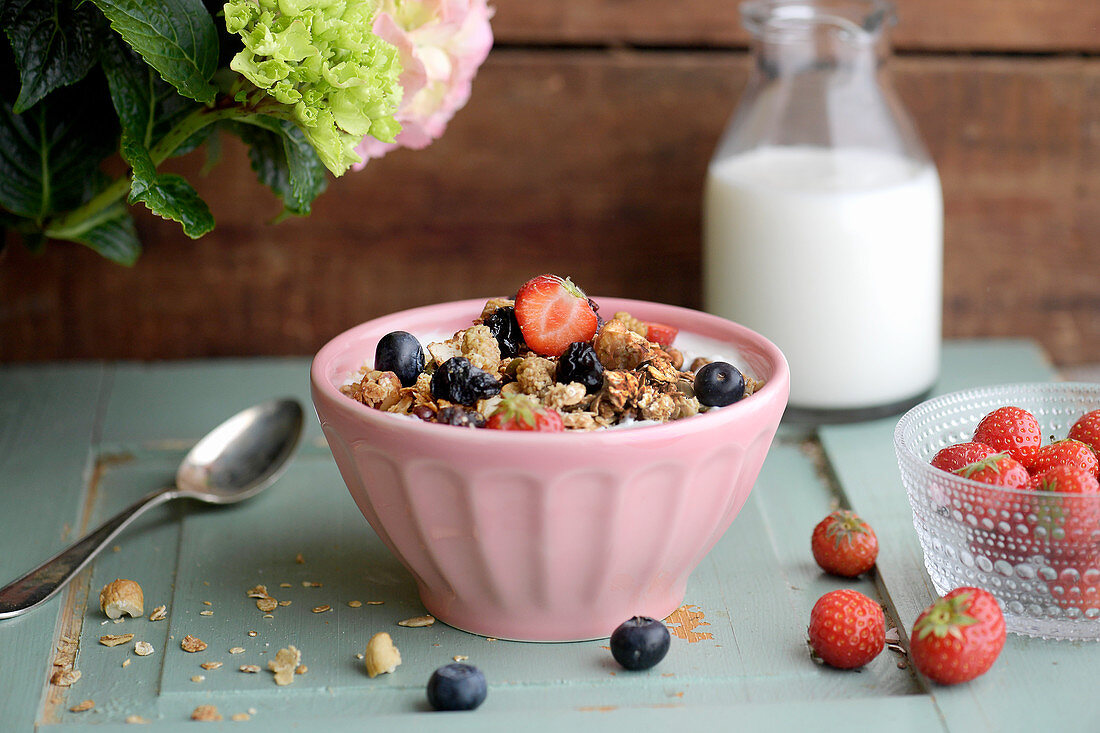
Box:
left=2, top=0, right=1098, bottom=364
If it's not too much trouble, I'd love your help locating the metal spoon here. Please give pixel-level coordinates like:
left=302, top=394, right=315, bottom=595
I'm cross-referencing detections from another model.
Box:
left=0, top=398, right=304, bottom=619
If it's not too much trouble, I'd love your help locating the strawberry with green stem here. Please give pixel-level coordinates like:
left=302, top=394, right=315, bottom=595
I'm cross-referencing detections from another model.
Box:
left=909, top=587, right=1005, bottom=685
left=485, top=394, right=564, bottom=433
left=811, top=509, right=878, bottom=578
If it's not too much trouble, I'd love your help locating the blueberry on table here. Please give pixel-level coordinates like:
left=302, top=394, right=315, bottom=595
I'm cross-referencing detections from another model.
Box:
left=556, top=341, right=605, bottom=394
left=375, top=331, right=425, bottom=387
left=694, top=361, right=746, bottom=407
left=610, top=616, right=670, bottom=671
left=427, top=663, right=487, bottom=711
left=430, top=357, right=501, bottom=406
left=485, top=306, right=524, bottom=357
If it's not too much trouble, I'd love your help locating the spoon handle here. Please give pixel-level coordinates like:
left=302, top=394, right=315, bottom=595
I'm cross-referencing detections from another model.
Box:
left=0, top=488, right=176, bottom=619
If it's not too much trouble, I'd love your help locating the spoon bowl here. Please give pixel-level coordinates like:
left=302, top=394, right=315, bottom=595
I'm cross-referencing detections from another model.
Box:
left=176, top=398, right=305, bottom=503
left=0, top=398, right=304, bottom=619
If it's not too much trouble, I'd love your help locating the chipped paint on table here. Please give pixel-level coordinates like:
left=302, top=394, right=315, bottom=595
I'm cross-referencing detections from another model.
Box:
left=0, top=343, right=1094, bottom=732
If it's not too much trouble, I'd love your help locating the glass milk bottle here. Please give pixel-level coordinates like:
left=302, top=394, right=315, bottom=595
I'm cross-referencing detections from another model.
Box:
left=703, top=0, right=942, bottom=423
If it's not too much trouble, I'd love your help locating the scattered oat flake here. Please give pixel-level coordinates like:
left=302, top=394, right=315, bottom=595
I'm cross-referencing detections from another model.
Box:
left=239, top=665, right=261, bottom=673
left=52, top=669, right=81, bottom=686
left=199, top=610, right=213, bottom=616
left=181, top=635, right=207, bottom=652
left=397, top=615, right=435, bottom=627
left=148, top=605, right=167, bottom=621
left=69, top=699, right=95, bottom=713
left=312, top=605, right=331, bottom=614
left=191, top=675, right=205, bottom=683
left=200, top=661, right=223, bottom=670
left=112, top=545, right=121, bottom=552
left=295, top=553, right=305, bottom=564
left=263, top=614, right=274, bottom=619
left=355, top=653, right=364, bottom=660
left=125, top=714, right=148, bottom=724
left=122, top=659, right=131, bottom=668
left=112, top=618, right=126, bottom=624
left=302, top=581, right=322, bottom=587
left=99, top=633, right=134, bottom=647
left=246, top=585, right=269, bottom=598
left=366, top=601, right=384, bottom=605
left=453, top=655, right=468, bottom=662
left=279, top=583, right=292, bottom=588
left=231, top=713, right=251, bottom=722
left=191, top=704, right=222, bottom=722
left=229, top=647, right=245, bottom=654
left=202, top=601, right=212, bottom=606
left=247, top=631, right=258, bottom=637
left=256, top=597, right=278, bottom=612
left=347, top=600, right=362, bottom=608
left=295, top=664, right=307, bottom=675
left=134, top=641, right=154, bottom=656
left=277, top=600, right=292, bottom=607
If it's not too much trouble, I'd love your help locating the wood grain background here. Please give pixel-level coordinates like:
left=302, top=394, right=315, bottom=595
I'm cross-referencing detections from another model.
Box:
left=2, top=0, right=1098, bottom=364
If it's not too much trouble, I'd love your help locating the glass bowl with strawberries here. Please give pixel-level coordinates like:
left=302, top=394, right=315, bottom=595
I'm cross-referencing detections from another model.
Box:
left=894, top=383, right=1100, bottom=640
left=310, top=274, right=790, bottom=641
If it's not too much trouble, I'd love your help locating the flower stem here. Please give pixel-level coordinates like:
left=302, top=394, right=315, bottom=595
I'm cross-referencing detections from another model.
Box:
left=44, top=104, right=249, bottom=240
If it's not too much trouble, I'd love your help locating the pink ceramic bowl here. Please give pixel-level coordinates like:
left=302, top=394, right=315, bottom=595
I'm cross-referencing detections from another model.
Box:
left=310, top=297, right=790, bottom=641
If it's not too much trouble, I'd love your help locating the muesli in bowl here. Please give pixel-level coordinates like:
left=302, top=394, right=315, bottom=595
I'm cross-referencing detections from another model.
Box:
left=341, top=274, right=765, bottom=432
left=310, top=276, right=790, bottom=641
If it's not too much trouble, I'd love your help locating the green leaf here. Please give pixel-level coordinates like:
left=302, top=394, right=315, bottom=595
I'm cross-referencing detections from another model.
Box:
left=230, top=116, right=328, bottom=216
left=0, top=79, right=118, bottom=220
left=101, top=33, right=198, bottom=148
left=121, top=130, right=214, bottom=238
left=2, top=0, right=106, bottom=112
left=89, top=0, right=219, bottom=104
left=72, top=206, right=141, bottom=265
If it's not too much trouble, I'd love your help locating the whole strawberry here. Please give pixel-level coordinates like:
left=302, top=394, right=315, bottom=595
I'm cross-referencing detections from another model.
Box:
left=954, top=453, right=1029, bottom=489
left=930, top=442, right=997, bottom=474
left=811, top=510, right=878, bottom=578
left=1023, top=438, right=1099, bottom=480
left=1028, top=464, right=1100, bottom=544
left=807, top=589, right=885, bottom=669
left=485, top=394, right=564, bottom=432
left=973, top=406, right=1042, bottom=464
left=513, top=274, right=599, bottom=358
left=1069, top=409, right=1100, bottom=461
left=909, top=587, right=1005, bottom=685
left=955, top=453, right=1030, bottom=520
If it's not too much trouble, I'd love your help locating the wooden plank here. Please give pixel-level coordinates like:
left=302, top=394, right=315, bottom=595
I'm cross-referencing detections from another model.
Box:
left=814, top=341, right=1100, bottom=732
left=1, top=54, right=1098, bottom=366
left=0, top=365, right=106, bottom=731
left=17, top=357, right=936, bottom=728
left=490, top=0, right=1100, bottom=53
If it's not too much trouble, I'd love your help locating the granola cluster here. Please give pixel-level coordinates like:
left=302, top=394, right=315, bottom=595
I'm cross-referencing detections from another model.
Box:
left=342, top=300, right=763, bottom=431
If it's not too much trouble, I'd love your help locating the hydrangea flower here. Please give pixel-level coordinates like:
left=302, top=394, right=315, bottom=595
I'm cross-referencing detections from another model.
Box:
left=351, top=0, right=493, bottom=167
left=224, top=0, right=405, bottom=175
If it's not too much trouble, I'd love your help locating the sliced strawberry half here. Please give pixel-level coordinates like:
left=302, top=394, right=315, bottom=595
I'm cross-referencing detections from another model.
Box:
left=514, top=275, right=599, bottom=357
left=644, top=321, right=678, bottom=349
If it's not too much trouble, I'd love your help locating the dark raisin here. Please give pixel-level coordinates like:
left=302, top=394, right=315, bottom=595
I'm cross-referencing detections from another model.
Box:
left=484, top=306, right=524, bottom=358
left=411, top=404, right=435, bottom=421
left=430, top=357, right=501, bottom=405
left=435, top=406, right=486, bottom=428
left=556, top=341, right=604, bottom=394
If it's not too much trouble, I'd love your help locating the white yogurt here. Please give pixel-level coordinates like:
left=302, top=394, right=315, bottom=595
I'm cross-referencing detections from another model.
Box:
left=703, top=145, right=942, bottom=411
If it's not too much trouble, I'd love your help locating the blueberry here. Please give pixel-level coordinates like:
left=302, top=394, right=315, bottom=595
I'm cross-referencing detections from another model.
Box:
left=484, top=306, right=524, bottom=358
left=427, top=663, right=487, bottom=711
left=693, top=361, right=745, bottom=407
left=435, top=406, right=486, bottom=428
left=430, top=357, right=501, bottom=406
left=610, top=616, right=670, bottom=671
left=375, top=331, right=425, bottom=387
left=556, top=341, right=604, bottom=394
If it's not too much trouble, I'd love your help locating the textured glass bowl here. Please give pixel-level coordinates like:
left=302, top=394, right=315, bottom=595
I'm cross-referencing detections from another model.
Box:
left=895, top=382, right=1100, bottom=640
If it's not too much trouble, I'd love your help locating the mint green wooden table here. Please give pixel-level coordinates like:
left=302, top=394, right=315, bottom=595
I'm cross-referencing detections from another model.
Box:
left=1, top=341, right=1093, bottom=732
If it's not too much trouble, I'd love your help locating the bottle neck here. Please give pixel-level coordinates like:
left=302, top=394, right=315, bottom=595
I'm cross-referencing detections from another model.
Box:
left=751, top=21, right=886, bottom=80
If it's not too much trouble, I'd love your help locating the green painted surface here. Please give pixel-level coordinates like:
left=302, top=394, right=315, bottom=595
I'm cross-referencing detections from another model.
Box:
left=0, top=341, right=1094, bottom=731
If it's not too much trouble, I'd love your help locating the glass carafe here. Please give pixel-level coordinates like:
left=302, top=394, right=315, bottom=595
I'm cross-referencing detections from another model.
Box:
left=703, top=0, right=942, bottom=424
